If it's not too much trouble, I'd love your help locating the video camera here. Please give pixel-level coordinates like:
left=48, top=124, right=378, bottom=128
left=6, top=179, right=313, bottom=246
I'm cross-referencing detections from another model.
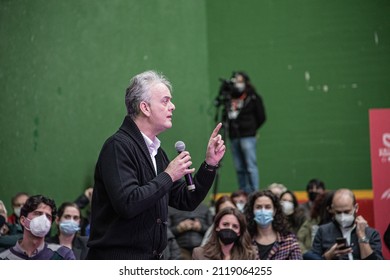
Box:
left=214, top=77, right=240, bottom=107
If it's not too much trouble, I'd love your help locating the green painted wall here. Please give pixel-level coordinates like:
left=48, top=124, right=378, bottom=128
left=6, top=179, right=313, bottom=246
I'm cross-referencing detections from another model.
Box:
left=206, top=0, right=390, bottom=193
left=1, top=0, right=389, bottom=211
left=0, top=0, right=211, bottom=210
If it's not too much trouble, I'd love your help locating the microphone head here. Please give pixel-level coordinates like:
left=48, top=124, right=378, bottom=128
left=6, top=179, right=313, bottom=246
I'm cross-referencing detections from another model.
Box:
left=174, top=141, right=186, bottom=152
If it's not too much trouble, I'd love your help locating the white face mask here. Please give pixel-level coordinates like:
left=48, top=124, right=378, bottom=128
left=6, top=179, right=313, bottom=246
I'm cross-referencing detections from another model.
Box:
left=236, top=202, right=245, bottom=212
left=235, top=82, right=245, bottom=92
left=335, top=213, right=355, bottom=228
left=25, top=214, right=51, bottom=237
left=14, top=207, right=21, bottom=218
left=281, top=201, right=294, bottom=216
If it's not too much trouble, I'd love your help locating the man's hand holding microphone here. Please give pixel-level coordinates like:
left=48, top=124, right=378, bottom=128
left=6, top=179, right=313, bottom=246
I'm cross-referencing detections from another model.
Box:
left=164, top=123, right=225, bottom=190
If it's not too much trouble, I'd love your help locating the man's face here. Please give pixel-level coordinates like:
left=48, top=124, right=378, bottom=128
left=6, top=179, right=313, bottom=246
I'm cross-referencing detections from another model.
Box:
left=13, top=194, right=29, bottom=210
left=146, top=82, right=175, bottom=135
left=21, top=203, right=53, bottom=227
left=232, top=195, right=247, bottom=205
left=332, top=195, right=356, bottom=216
left=331, top=193, right=357, bottom=228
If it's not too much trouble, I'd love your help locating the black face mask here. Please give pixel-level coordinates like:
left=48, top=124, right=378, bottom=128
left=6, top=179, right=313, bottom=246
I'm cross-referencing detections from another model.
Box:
left=308, top=192, right=318, bottom=202
left=217, top=228, right=239, bottom=245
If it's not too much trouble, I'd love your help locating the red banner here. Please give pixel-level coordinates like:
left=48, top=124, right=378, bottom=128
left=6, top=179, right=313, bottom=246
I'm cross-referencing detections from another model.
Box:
left=369, top=109, right=390, bottom=260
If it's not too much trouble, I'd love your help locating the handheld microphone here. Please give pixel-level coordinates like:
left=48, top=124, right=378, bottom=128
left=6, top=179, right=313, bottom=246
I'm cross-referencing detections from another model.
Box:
left=174, top=141, right=196, bottom=192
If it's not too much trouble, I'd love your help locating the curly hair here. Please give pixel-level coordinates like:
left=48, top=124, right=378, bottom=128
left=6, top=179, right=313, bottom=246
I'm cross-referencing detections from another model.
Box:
left=20, top=194, right=57, bottom=220
left=245, top=190, right=289, bottom=237
left=203, top=207, right=255, bottom=260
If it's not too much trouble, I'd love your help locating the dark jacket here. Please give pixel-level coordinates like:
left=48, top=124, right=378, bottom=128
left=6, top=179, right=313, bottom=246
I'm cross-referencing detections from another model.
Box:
left=227, top=88, right=266, bottom=139
left=384, top=223, right=390, bottom=251
left=87, top=116, right=216, bottom=260
left=169, top=203, right=212, bottom=250
left=310, top=220, right=383, bottom=260
left=162, top=227, right=181, bottom=260
left=46, top=235, right=89, bottom=260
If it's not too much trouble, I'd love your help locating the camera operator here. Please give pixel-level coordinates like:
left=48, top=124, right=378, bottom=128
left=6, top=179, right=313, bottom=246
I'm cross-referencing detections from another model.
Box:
left=220, top=71, right=266, bottom=194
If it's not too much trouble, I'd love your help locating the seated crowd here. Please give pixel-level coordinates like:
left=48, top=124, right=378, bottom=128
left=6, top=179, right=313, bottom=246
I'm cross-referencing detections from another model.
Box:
left=0, top=179, right=387, bottom=260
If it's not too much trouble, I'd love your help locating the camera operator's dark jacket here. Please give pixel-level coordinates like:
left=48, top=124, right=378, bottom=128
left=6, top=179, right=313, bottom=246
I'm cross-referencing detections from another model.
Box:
left=227, top=87, right=266, bottom=139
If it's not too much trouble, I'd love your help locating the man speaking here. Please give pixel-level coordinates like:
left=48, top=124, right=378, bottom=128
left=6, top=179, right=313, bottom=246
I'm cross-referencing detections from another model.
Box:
left=86, top=70, right=225, bottom=260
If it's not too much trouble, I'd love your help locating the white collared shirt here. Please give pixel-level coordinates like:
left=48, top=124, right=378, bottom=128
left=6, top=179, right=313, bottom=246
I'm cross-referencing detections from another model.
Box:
left=141, top=132, right=161, bottom=174
left=341, top=224, right=356, bottom=260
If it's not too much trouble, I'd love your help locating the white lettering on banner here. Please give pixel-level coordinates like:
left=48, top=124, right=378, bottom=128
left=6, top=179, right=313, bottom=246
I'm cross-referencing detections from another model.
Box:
left=379, top=133, right=390, bottom=163
left=382, top=133, right=390, bottom=147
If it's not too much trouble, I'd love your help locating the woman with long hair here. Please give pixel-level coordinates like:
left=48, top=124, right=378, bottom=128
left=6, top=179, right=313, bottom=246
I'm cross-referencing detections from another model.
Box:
left=46, top=202, right=89, bottom=260
left=192, top=207, right=255, bottom=260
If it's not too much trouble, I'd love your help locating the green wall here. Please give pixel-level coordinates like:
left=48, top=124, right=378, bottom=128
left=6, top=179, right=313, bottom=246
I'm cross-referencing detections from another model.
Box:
left=206, top=0, right=390, bottom=193
left=0, top=0, right=212, bottom=210
left=1, top=0, right=389, bottom=211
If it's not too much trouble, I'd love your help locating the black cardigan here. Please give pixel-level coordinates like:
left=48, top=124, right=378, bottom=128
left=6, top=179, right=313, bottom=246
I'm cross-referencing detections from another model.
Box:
left=87, top=116, right=216, bottom=259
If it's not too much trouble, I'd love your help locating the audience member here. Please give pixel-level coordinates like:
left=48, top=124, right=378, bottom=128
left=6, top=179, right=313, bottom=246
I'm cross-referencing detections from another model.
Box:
left=163, top=227, right=181, bottom=260
left=87, top=70, right=225, bottom=260
left=7, top=192, right=29, bottom=230
left=299, top=179, right=326, bottom=219
left=0, top=195, right=75, bottom=260
left=0, top=200, right=22, bottom=253
left=230, top=190, right=248, bottom=212
left=169, top=203, right=212, bottom=259
left=267, top=183, right=287, bottom=198
left=245, top=190, right=302, bottom=259
left=297, top=191, right=334, bottom=254
left=201, top=195, right=236, bottom=246
left=0, top=200, right=8, bottom=235
left=0, top=200, right=7, bottom=216
left=46, top=202, right=89, bottom=260
left=308, top=188, right=383, bottom=260
left=280, top=190, right=306, bottom=234
left=0, top=214, right=6, bottom=235
left=192, top=207, right=256, bottom=260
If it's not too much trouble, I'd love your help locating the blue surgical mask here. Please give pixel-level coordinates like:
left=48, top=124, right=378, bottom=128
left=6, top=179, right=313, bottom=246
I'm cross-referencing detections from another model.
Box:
left=59, top=220, right=80, bottom=235
left=254, top=209, right=274, bottom=228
